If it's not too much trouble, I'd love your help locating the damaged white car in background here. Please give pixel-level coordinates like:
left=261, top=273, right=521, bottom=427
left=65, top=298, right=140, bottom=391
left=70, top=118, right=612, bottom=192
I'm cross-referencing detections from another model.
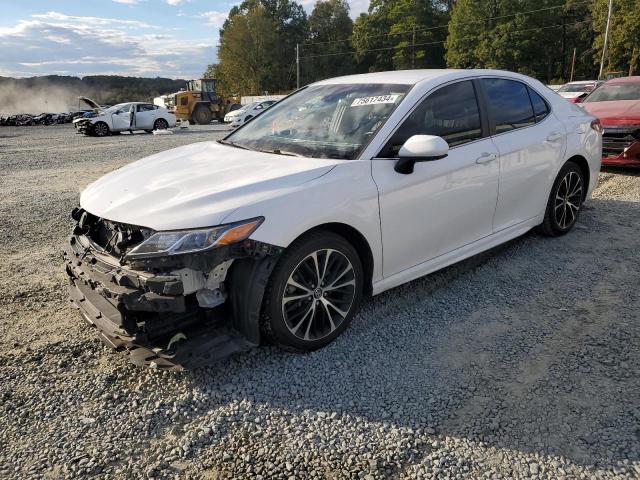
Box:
left=73, top=97, right=176, bottom=136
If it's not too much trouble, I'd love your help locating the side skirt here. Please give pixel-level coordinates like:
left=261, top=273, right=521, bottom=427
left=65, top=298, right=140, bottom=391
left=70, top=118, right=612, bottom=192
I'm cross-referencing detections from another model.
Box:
left=371, top=216, right=543, bottom=295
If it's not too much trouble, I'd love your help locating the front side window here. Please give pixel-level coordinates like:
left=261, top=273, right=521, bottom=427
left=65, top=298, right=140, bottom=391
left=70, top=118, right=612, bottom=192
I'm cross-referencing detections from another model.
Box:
left=482, top=79, right=535, bottom=134
left=378, top=80, right=482, bottom=158
left=225, top=83, right=410, bottom=159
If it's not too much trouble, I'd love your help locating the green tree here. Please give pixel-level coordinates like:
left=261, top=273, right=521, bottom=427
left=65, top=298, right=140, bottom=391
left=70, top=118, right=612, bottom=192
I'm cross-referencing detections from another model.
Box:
left=592, top=0, right=640, bottom=76
left=353, top=0, right=448, bottom=73
left=221, top=0, right=308, bottom=91
left=445, top=0, right=594, bottom=82
left=203, top=64, right=218, bottom=79
left=217, top=5, right=280, bottom=94
left=302, top=0, right=354, bottom=84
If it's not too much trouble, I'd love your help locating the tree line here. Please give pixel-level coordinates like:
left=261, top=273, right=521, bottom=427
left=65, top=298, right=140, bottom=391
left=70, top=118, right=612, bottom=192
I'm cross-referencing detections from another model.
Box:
left=208, top=0, right=640, bottom=96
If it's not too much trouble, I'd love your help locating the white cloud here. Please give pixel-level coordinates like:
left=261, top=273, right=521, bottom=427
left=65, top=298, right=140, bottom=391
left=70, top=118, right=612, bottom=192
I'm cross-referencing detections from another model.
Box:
left=112, top=0, right=140, bottom=4
left=202, top=11, right=228, bottom=28
left=0, top=12, right=216, bottom=78
left=167, top=0, right=186, bottom=5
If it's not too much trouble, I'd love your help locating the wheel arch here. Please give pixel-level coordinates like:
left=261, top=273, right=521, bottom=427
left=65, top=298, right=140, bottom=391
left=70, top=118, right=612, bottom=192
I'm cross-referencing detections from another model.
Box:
left=291, top=222, right=375, bottom=296
left=565, top=154, right=590, bottom=201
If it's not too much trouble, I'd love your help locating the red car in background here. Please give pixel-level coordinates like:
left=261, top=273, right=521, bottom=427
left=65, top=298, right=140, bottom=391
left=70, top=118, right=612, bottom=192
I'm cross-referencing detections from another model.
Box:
left=580, top=76, right=640, bottom=167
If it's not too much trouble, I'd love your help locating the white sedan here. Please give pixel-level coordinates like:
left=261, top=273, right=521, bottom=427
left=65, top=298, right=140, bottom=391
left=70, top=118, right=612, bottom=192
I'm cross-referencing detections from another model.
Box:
left=73, top=99, right=176, bottom=136
left=65, top=69, right=602, bottom=368
left=229, top=100, right=277, bottom=128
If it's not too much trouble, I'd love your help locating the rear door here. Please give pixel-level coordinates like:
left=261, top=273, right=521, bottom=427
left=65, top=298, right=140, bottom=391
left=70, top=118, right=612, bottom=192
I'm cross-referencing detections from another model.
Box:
left=135, top=104, right=156, bottom=130
left=372, top=79, right=500, bottom=276
left=480, top=78, right=566, bottom=231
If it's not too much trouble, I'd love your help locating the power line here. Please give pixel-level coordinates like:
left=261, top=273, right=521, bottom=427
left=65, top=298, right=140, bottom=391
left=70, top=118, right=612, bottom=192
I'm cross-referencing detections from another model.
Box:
left=301, top=0, right=592, bottom=48
left=299, top=19, right=592, bottom=60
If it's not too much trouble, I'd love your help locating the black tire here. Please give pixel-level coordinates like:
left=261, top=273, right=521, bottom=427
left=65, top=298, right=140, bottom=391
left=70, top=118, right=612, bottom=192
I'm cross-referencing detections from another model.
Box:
left=261, top=231, right=364, bottom=352
left=92, top=121, right=109, bottom=137
left=537, top=161, right=585, bottom=236
left=154, top=118, right=169, bottom=130
left=193, top=106, right=212, bottom=125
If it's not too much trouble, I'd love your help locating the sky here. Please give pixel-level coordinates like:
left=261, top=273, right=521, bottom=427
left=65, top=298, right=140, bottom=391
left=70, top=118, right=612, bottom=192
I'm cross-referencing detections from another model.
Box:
left=0, top=0, right=369, bottom=79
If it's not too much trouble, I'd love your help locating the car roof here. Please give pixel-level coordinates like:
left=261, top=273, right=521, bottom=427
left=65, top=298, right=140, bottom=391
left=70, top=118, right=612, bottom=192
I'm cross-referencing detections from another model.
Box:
left=312, top=69, right=541, bottom=86
left=565, top=80, right=597, bottom=85
left=606, top=76, right=640, bottom=84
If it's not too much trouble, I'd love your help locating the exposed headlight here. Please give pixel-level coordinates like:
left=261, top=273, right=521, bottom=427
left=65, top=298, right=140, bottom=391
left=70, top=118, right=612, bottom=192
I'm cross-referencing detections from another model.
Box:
left=125, top=217, right=263, bottom=259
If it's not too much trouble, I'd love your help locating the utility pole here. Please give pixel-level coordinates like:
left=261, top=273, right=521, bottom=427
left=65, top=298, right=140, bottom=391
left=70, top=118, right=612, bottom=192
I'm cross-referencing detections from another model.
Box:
left=599, top=0, right=613, bottom=79
left=296, top=43, right=300, bottom=89
left=570, top=47, right=576, bottom=82
left=412, top=26, right=416, bottom=69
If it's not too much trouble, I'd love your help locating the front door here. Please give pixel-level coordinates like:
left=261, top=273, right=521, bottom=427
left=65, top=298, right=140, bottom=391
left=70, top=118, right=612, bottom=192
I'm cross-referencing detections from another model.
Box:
left=111, top=105, right=133, bottom=131
left=372, top=80, right=500, bottom=277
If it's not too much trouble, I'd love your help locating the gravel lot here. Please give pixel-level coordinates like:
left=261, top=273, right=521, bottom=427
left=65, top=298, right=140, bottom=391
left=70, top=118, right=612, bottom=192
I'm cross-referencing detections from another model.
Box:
left=1, top=124, right=639, bottom=480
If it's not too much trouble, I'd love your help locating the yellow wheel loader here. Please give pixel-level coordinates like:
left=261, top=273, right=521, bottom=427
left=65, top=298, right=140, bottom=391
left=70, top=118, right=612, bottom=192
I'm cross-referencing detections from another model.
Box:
left=173, top=79, right=240, bottom=125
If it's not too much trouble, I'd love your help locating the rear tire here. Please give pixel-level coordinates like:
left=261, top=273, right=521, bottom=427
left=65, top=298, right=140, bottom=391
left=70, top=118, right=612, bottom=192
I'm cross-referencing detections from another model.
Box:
left=261, top=231, right=363, bottom=352
left=154, top=118, right=169, bottom=130
left=92, top=122, right=109, bottom=137
left=537, top=161, right=585, bottom=236
left=193, top=106, right=212, bottom=125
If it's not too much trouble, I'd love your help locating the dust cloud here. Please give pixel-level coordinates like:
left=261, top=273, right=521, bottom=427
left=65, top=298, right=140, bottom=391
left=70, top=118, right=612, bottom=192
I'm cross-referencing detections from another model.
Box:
left=0, top=84, right=87, bottom=115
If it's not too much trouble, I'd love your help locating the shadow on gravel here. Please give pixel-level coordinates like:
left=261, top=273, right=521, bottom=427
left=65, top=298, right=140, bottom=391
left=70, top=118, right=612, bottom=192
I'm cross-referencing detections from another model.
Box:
left=159, top=199, right=639, bottom=474
left=602, top=166, right=640, bottom=177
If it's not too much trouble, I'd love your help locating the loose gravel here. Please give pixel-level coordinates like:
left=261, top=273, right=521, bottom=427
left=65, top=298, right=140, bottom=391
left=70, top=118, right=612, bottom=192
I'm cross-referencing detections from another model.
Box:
left=1, top=124, right=639, bottom=479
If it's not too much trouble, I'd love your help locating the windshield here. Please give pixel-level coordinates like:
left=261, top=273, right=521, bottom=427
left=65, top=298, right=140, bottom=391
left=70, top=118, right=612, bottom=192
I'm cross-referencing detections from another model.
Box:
left=225, top=83, right=410, bottom=159
left=584, top=82, right=640, bottom=102
left=558, top=83, right=593, bottom=93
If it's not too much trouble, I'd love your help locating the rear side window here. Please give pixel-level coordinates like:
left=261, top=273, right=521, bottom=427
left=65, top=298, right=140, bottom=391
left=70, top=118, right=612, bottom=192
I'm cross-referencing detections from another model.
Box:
left=482, top=79, right=535, bottom=134
left=378, top=80, right=482, bottom=157
left=528, top=88, right=550, bottom=122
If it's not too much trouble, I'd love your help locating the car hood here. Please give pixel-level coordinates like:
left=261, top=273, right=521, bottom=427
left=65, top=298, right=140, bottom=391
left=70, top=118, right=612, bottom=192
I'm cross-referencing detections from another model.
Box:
left=78, top=96, right=102, bottom=111
left=581, top=100, right=640, bottom=124
left=80, top=141, right=343, bottom=231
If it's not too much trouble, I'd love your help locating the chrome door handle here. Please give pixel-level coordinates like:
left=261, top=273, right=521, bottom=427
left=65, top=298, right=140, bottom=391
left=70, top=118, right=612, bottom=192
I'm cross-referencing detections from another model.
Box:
left=546, top=132, right=563, bottom=142
left=476, top=153, right=497, bottom=164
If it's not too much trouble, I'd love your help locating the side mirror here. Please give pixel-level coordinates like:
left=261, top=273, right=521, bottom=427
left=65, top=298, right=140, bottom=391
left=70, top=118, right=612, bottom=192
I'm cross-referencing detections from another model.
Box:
left=394, top=135, right=449, bottom=174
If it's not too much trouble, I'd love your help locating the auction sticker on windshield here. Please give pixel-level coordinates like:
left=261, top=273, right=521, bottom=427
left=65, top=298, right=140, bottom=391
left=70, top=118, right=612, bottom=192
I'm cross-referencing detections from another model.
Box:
left=351, top=95, right=400, bottom=107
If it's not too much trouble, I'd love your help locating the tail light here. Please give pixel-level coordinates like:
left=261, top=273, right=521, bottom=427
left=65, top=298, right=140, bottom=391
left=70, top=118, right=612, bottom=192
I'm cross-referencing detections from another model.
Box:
left=590, top=119, right=603, bottom=133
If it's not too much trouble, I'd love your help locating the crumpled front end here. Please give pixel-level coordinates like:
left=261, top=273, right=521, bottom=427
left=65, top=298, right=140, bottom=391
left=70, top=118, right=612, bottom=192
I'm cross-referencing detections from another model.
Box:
left=602, top=125, right=640, bottom=167
left=63, top=208, right=281, bottom=370
left=73, top=118, right=95, bottom=135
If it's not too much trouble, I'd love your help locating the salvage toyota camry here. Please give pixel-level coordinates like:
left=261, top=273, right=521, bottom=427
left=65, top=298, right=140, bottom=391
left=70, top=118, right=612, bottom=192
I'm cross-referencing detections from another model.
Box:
left=64, top=69, right=602, bottom=369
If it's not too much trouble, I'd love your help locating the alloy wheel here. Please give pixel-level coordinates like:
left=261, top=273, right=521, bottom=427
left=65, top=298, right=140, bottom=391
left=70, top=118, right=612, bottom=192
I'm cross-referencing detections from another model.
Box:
left=281, top=249, right=356, bottom=341
left=94, top=123, right=108, bottom=136
left=554, top=170, right=583, bottom=229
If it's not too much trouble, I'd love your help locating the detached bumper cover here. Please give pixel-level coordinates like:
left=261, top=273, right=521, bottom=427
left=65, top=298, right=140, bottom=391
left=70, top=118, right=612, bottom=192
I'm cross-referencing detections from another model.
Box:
left=63, top=234, right=255, bottom=370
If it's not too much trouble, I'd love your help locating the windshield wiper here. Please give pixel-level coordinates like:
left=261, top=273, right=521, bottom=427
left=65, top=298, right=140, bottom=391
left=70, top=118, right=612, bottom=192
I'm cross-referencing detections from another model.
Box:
left=262, top=148, right=302, bottom=157
left=217, top=139, right=254, bottom=151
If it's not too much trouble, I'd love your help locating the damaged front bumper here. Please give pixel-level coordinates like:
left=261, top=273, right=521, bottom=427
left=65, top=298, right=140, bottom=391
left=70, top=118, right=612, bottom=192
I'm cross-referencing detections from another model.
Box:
left=63, top=217, right=280, bottom=370
left=73, top=119, right=93, bottom=134
left=602, top=125, right=640, bottom=167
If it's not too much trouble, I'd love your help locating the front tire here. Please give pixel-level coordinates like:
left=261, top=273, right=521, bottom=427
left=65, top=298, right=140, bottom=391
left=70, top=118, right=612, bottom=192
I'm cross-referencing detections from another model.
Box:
left=193, top=106, right=212, bottom=125
left=538, top=161, right=585, bottom=236
left=92, top=121, right=109, bottom=137
left=262, top=232, right=364, bottom=351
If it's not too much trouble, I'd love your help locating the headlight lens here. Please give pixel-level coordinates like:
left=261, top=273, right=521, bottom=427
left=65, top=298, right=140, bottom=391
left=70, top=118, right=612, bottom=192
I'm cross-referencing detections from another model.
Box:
left=125, top=217, right=263, bottom=259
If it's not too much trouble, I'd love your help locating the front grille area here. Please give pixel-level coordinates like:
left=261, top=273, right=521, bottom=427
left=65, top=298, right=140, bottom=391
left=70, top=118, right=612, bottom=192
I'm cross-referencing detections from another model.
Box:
left=602, top=126, right=640, bottom=157
left=71, top=208, right=152, bottom=258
